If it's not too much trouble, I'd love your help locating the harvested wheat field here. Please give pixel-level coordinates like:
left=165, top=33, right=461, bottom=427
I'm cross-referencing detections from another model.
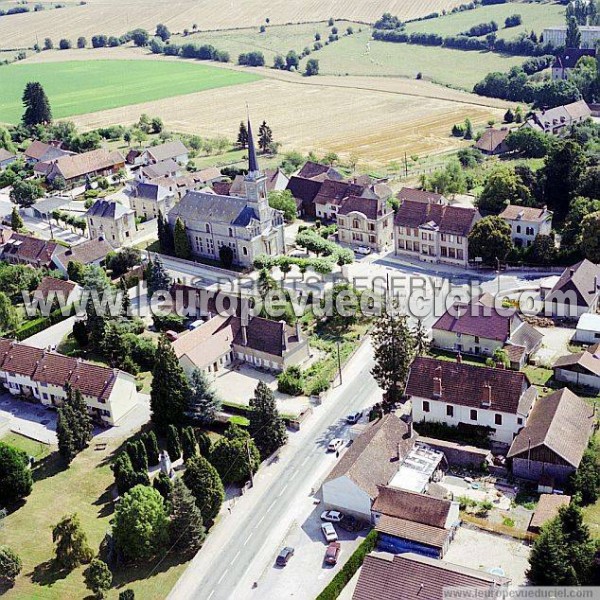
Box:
left=0, top=0, right=464, bottom=50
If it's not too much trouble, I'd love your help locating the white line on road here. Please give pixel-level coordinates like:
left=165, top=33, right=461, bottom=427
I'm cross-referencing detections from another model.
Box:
left=231, top=551, right=241, bottom=565
left=243, top=533, right=253, bottom=546
left=290, top=471, right=298, bottom=481
left=278, top=483, right=289, bottom=497
left=301, top=456, right=309, bottom=466
left=207, top=591, right=215, bottom=600
left=256, top=514, right=266, bottom=527
left=217, top=569, right=229, bottom=585
left=267, top=500, right=276, bottom=512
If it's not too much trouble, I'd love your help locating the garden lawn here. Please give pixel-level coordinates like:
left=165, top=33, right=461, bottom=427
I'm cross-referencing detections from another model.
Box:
left=0, top=59, right=260, bottom=124
left=0, top=432, right=51, bottom=460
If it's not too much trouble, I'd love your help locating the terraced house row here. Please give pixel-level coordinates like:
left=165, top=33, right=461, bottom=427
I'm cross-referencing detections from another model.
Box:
left=0, top=338, right=138, bottom=426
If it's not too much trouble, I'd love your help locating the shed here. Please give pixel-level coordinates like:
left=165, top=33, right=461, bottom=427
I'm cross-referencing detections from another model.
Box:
left=528, top=494, right=571, bottom=533
left=574, top=313, right=600, bottom=344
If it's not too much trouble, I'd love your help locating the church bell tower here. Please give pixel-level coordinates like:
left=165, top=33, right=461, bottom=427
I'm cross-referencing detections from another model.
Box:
left=244, top=116, right=269, bottom=224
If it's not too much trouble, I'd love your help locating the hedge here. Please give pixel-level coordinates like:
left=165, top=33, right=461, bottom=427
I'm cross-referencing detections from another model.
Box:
left=13, top=304, right=75, bottom=341
left=316, top=530, right=378, bottom=600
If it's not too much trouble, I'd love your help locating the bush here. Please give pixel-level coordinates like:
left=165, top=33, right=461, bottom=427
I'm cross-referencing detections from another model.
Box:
left=505, top=14, right=522, bottom=28
left=238, top=51, right=265, bottom=66
left=59, top=38, right=72, bottom=50
left=0, top=546, right=22, bottom=587
left=277, top=366, right=304, bottom=395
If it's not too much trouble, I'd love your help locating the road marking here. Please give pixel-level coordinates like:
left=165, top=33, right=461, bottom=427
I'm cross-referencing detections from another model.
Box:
left=301, top=456, right=309, bottom=466
left=243, top=533, right=253, bottom=546
left=267, top=500, right=276, bottom=512
left=256, top=514, right=266, bottom=527
left=207, top=591, right=215, bottom=600
left=231, top=550, right=241, bottom=565
left=278, top=483, right=289, bottom=497
left=217, top=569, right=228, bottom=584
left=290, top=470, right=298, bottom=481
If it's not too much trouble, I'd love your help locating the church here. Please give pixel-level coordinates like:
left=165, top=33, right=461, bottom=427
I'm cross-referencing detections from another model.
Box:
left=167, top=118, right=286, bottom=267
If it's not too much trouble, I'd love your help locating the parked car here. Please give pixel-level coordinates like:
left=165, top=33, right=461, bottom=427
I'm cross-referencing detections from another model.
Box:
left=276, top=547, right=295, bottom=566
left=339, top=515, right=362, bottom=532
left=354, top=246, right=371, bottom=255
left=327, top=438, right=345, bottom=452
left=165, top=330, right=179, bottom=341
left=320, top=510, right=343, bottom=523
left=324, top=542, right=341, bottom=565
left=346, top=411, right=362, bottom=424
left=321, top=522, right=338, bottom=543
left=187, top=319, right=204, bottom=331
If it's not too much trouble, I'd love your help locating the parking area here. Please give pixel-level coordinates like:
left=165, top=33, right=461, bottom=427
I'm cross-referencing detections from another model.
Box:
left=444, top=527, right=530, bottom=585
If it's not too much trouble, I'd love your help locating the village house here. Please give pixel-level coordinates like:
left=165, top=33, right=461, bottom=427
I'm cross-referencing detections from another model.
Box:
left=140, top=140, right=189, bottom=166
left=45, top=148, right=125, bottom=189
left=507, top=388, right=595, bottom=486
left=352, top=552, right=509, bottom=600
left=372, top=486, right=460, bottom=559
left=0, top=339, right=138, bottom=426
left=52, top=237, right=113, bottom=274
left=151, top=168, right=223, bottom=199
left=525, top=100, right=591, bottom=135
left=125, top=180, right=175, bottom=221
left=167, top=118, right=285, bottom=267
left=85, top=200, right=136, bottom=248
left=394, top=200, right=480, bottom=267
left=24, top=140, right=71, bottom=164
left=297, top=160, right=344, bottom=182
left=0, top=148, right=16, bottom=171
left=0, top=229, right=58, bottom=268
left=396, top=187, right=446, bottom=206
left=337, top=195, right=394, bottom=252
left=138, top=159, right=181, bottom=182
left=172, top=313, right=309, bottom=376
left=32, top=276, right=82, bottom=306
left=228, top=168, right=289, bottom=197
left=553, top=346, right=600, bottom=391
left=431, top=293, right=543, bottom=369
left=573, top=313, right=600, bottom=344
left=498, top=204, right=553, bottom=248
left=286, top=176, right=324, bottom=218
left=314, top=179, right=367, bottom=221
left=552, top=48, right=596, bottom=80
left=474, top=127, right=511, bottom=155
left=540, top=259, right=600, bottom=318
left=407, top=357, right=537, bottom=445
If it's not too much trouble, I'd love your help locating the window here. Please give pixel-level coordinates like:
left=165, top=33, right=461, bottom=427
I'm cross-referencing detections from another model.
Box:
left=42, top=393, right=48, bottom=400
left=414, top=242, right=420, bottom=252
left=353, top=219, right=360, bottom=229
left=423, top=400, right=430, bottom=413
left=470, top=409, right=477, bottom=421
left=448, top=248, right=456, bottom=259
left=474, top=336, right=480, bottom=343
left=397, top=226, right=404, bottom=235
left=398, top=239, right=405, bottom=250
left=338, top=218, right=345, bottom=227
left=440, top=246, right=448, bottom=257
left=369, top=235, right=376, bottom=243
left=495, top=414, right=502, bottom=425
left=412, top=228, right=418, bottom=237
left=517, top=417, right=523, bottom=425
left=205, top=223, right=210, bottom=233
left=457, top=249, right=464, bottom=261
left=516, top=225, right=521, bottom=233
left=421, top=232, right=427, bottom=240
left=405, top=241, right=412, bottom=251
left=368, top=223, right=375, bottom=232
left=228, top=227, right=233, bottom=237
left=446, top=405, right=454, bottom=417
left=441, top=234, right=447, bottom=242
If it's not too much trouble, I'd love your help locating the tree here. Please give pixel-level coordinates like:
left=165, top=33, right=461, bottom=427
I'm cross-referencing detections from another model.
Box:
left=167, top=424, right=183, bottom=460
left=219, top=245, right=234, bottom=269
left=182, top=456, right=225, bottom=522
left=463, top=118, right=473, bottom=140
left=84, top=558, right=112, bottom=598
left=9, top=179, right=44, bottom=208
left=173, top=217, right=191, bottom=259
left=268, top=190, right=296, bottom=222
left=181, top=426, right=198, bottom=461
left=237, top=121, right=248, bottom=148
left=258, top=120, right=273, bottom=153
left=209, top=424, right=260, bottom=484
left=566, top=16, right=581, bottom=48
left=169, top=478, right=206, bottom=552
left=530, top=234, right=556, bottom=265
left=146, top=255, right=171, bottom=296
left=569, top=439, right=600, bottom=505
left=468, top=216, right=513, bottom=266
left=0, top=291, right=19, bottom=334
left=119, top=591, right=135, bottom=600
left=126, top=440, right=148, bottom=473
left=153, top=471, right=173, bottom=503
left=195, top=430, right=212, bottom=456
left=527, top=503, right=595, bottom=585
left=151, top=337, right=191, bottom=430
left=59, top=38, right=72, bottom=50
left=285, top=49, right=300, bottom=70
left=52, top=514, right=94, bottom=570
left=477, top=165, right=531, bottom=214
left=57, top=404, right=77, bottom=464
left=0, top=546, right=22, bottom=587
left=505, top=128, right=551, bottom=158
left=248, top=381, right=287, bottom=459
left=22, top=82, right=52, bottom=126
left=371, top=305, right=415, bottom=407
left=77, top=36, right=87, bottom=48
left=142, top=431, right=160, bottom=466
left=580, top=210, right=600, bottom=262
left=70, top=388, right=93, bottom=451
left=155, top=23, right=171, bottom=41
left=130, top=28, right=150, bottom=47
left=273, top=54, right=285, bottom=70
left=43, top=37, right=53, bottom=50
left=0, top=442, right=32, bottom=506
left=113, top=485, right=169, bottom=561
left=304, top=58, right=319, bottom=76
left=412, top=319, right=429, bottom=356
left=503, top=108, right=514, bottom=123
left=10, top=206, right=23, bottom=231
left=113, top=452, right=149, bottom=496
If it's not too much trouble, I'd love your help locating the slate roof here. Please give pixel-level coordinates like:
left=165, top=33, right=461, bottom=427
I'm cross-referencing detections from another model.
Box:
left=0, top=232, right=57, bottom=266
left=372, top=486, right=453, bottom=528
left=553, top=48, right=596, bottom=69
left=397, top=187, right=446, bottom=205
left=529, top=494, right=571, bottom=531
left=297, top=161, right=344, bottom=181
left=553, top=351, right=600, bottom=377
left=141, top=159, right=179, bottom=180
left=375, top=514, right=451, bottom=549
left=353, top=552, right=509, bottom=600
left=547, top=259, right=600, bottom=308
left=338, top=196, right=391, bottom=220
left=52, top=148, right=124, bottom=180
left=474, top=128, right=510, bottom=153
left=145, top=140, right=188, bottom=162
left=86, top=199, right=133, bottom=220
left=127, top=181, right=171, bottom=202
left=529, top=100, right=591, bottom=131
left=314, top=179, right=365, bottom=207
left=508, top=388, right=594, bottom=467
left=499, top=204, right=552, bottom=222
left=324, top=414, right=415, bottom=498
left=286, top=176, right=323, bottom=204
left=54, top=238, right=113, bottom=266
left=406, top=357, right=532, bottom=415
left=0, top=148, right=16, bottom=162
left=394, top=199, right=479, bottom=236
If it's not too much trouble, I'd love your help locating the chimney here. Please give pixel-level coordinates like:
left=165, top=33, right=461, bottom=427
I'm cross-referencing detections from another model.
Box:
left=280, top=320, right=287, bottom=352
left=433, top=376, right=442, bottom=398
left=482, top=383, right=492, bottom=407
left=456, top=353, right=462, bottom=364
left=241, top=324, right=248, bottom=346
left=570, top=267, right=575, bottom=277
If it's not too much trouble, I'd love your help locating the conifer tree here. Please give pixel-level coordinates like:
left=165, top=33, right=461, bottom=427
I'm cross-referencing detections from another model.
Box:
left=167, top=424, right=182, bottom=460
left=181, top=426, right=198, bottom=461
left=119, top=278, right=131, bottom=317
left=142, top=431, right=160, bottom=466
left=237, top=121, right=248, bottom=148
left=187, top=369, right=221, bottom=425
left=566, top=16, right=582, bottom=48
left=248, top=381, right=287, bottom=458
left=173, top=217, right=191, bottom=259
left=157, top=211, right=174, bottom=255
left=22, top=82, right=52, bottom=126
left=182, top=456, right=225, bottom=522
left=169, top=477, right=206, bottom=552
left=57, top=405, right=77, bottom=464
left=52, top=514, right=94, bottom=570
left=70, top=388, right=93, bottom=451
left=258, top=120, right=273, bottom=153
left=10, top=206, right=23, bottom=232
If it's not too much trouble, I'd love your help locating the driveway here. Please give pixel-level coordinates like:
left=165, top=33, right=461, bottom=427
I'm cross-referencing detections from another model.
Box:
left=22, top=215, right=86, bottom=245
left=531, top=325, right=575, bottom=367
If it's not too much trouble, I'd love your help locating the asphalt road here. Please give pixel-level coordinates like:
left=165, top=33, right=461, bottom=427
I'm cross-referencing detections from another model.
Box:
left=168, top=343, right=380, bottom=600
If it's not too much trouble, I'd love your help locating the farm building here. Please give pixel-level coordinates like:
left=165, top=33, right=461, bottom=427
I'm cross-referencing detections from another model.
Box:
left=507, top=388, right=595, bottom=486
left=474, top=128, right=510, bottom=155
left=543, top=26, right=600, bottom=48
left=45, top=148, right=125, bottom=188
left=528, top=494, right=571, bottom=533
left=553, top=350, right=600, bottom=391
left=525, top=100, right=591, bottom=136
left=573, top=313, right=600, bottom=344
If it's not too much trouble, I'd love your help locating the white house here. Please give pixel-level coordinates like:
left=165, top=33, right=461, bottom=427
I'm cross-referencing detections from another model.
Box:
left=85, top=200, right=136, bottom=248
left=126, top=180, right=175, bottom=221
left=573, top=313, right=600, bottom=344
left=141, top=140, right=189, bottom=166
left=406, top=357, right=537, bottom=445
left=498, top=205, right=553, bottom=248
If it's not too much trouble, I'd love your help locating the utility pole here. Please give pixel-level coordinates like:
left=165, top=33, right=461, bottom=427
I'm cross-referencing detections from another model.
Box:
left=337, top=340, right=343, bottom=386
left=245, top=438, right=255, bottom=488
left=404, top=152, right=408, bottom=178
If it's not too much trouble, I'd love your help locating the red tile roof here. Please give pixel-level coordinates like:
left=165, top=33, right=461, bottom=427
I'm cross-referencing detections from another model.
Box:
left=52, top=148, right=125, bottom=181
left=34, top=276, right=78, bottom=302
left=375, top=514, right=451, bottom=549
left=313, top=179, right=365, bottom=207
left=394, top=199, right=479, bottom=236
left=406, top=357, right=531, bottom=415
left=397, top=187, right=445, bottom=205
left=0, top=232, right=58, bottom=266
left=474, top=128, right=510, bottom=153
left=297, top=161, right=344, bottom=181
left=0, top=343, right=44, bottom=376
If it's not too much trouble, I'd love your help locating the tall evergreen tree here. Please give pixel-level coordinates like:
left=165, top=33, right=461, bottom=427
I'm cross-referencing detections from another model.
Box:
left=371, top=303, right=415, bottom=408
left=258, top=120, right=273, bottom=153
left=57, top=405, right=77, bottom=464
left=566, top=16, right=582, bottom=48
left=167, top=424, right=182, bottom=460
left=22, top=82, right=52, bottom=127
left=248, top=381, right=287, bottom=459
left=10, top=206, right=23, bottom=232
left=146, top=255, right=171, bottom=296
left=173, top=218, right=192, bottom=259
left=153, top=471, right=173, bottom=503
left=209, top=424, right=260, bottom=484
left=181, top=426, right=198, bottom=461
left=169, top=478, right=206, bottom=553
left=157, top=211, right=174, bottom=255
left=52, top=514, right=94, bottom=570
left=237, top=121, right=248, bottom=148
left=412, top=319, right=430, bottom=356
left=151, top=337, right=191, bottom=430
left=119, top=277, right=131, bottom=317
left=113, top=452, right=149, bottom=496
left=182, top=456, right=225, bottom=522
left=187, top=369, right=221, bottom=425
left=142, top=431, right=160, bottom=466
left=126, top=440, right=148, bottom=473
left=70, top=388, right=93, bottom=451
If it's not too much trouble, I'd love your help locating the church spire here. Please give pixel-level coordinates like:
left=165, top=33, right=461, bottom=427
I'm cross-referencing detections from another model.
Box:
left=247, top=114, right=259, bottom=175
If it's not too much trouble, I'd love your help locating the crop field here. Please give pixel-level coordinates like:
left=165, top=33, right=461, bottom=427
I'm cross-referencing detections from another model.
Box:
left=0, top=0, right=466, bottom=51
left=404, top=1, right=565, bottom=40
left=303, top=27, right=526, bottom=89
left=0, top=59, right=259, bottom=124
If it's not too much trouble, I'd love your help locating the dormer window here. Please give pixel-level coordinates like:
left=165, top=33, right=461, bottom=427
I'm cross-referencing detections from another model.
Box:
left=205, top=224, right=210, bottom=233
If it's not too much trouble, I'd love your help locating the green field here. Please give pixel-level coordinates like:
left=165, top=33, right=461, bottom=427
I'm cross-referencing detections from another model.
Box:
left=404, top=1, right=565, bottom=40
left=0, top=59, right=260, bottom=124
left=303, top=27, right=526, bottom=89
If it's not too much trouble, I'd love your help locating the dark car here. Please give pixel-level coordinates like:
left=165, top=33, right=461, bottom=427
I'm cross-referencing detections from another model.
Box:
left=339, top=515, right=364, bottom=532
left=276, top=547, right=295, bottom=566
left=324, top=542, right=341, bottom=566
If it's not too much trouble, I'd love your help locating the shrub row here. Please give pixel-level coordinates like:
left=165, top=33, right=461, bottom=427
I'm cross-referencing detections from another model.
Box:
left=461, top=21, right=497, bottom=37
left=148, top=38, right=230, bottom=62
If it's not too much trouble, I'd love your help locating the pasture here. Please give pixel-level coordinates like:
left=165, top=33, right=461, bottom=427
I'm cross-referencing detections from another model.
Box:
left=0, top=59, right=260, bottom=124
left=0, top=0, right=466, bottom=51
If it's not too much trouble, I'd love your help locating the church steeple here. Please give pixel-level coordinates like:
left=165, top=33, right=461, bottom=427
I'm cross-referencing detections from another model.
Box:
left=247, top=116, right=259, bottom=175
left=243, top=110, right=268, bottom=223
